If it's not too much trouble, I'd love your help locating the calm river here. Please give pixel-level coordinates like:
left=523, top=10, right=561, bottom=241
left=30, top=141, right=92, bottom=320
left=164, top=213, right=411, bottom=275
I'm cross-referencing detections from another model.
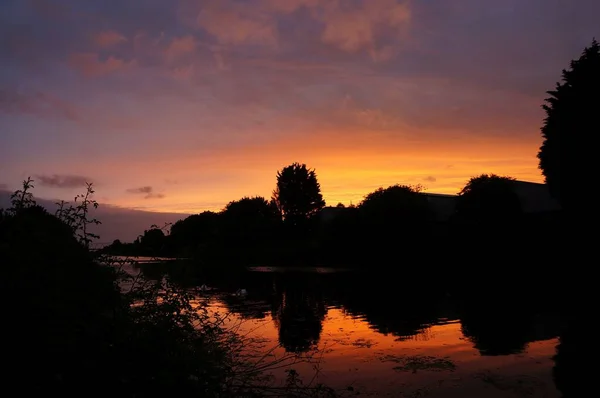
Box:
left=130, top=263, right=565, bottom=397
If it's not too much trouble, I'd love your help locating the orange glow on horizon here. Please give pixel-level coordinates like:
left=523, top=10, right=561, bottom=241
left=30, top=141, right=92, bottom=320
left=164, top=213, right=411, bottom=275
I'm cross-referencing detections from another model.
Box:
left=100, top=129, right=544, bottom=213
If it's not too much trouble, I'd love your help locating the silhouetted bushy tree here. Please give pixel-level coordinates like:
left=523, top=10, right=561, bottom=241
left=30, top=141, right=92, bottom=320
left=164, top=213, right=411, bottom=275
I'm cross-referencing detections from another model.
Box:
left=169, top=211, right=221, bottom=254
left=538, top=39, right=600, bottom=210
left=272, top=163, right=325, bottom=227
left=455, top=174, right=522, bottom=222
left=221, top=196, right=280, bottom=242
left=358, top=184, right=430, bottom=224
left=140, top=227, right=166, bottom=254
left=343, top=184, right=432, bottom=264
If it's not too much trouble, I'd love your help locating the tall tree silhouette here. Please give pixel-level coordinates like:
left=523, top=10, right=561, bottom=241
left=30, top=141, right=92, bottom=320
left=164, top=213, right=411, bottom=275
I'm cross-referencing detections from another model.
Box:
left=455, top=174, right=522, bottom=222
left=272, top=163, right=325, bottom=227
left=538, top=39, right=600, bottom=210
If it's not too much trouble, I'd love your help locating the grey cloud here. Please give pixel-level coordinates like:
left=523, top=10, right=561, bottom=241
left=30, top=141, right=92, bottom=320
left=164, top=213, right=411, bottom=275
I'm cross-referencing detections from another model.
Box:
left=423, top=176, right=436, bottom=183
left=0, top=183, right=8, bottom=191
left=36, top=174, right=91, bottom=188
left=126, top=186, right=165, bottom=199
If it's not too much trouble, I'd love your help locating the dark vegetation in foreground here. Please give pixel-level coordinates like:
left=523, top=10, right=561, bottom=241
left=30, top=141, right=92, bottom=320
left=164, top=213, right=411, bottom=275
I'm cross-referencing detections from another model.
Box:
left=1, top=40, right=596, bottom=397
left=1, top=180, right=339, bottom=397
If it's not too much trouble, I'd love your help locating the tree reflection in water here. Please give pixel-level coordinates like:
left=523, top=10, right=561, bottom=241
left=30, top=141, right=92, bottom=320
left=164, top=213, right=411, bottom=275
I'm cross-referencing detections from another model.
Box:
left=271, top=275, right=327, bottom=353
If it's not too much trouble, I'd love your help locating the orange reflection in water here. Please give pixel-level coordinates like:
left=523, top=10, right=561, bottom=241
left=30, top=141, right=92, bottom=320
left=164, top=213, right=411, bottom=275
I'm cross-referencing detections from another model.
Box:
left=210, top=302, right=559, bottom=397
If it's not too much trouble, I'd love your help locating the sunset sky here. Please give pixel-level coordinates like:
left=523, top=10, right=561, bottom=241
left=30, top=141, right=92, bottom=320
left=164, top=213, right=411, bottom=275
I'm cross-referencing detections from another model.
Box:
left=1, top=0, right=599, bottom=214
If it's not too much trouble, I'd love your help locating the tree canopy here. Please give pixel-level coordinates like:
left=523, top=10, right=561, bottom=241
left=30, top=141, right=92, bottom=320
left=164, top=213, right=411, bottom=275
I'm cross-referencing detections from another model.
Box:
left=222, top=196, right=279, bottom=221
left=221, top=196, right=280, bottom=241
left=272, top=163, right=325, bottom=226
left=455, top=174, right=522, bottom=221
left=358, top=184, right=430, bottom=225
left=140, top=227, right=166, bottom=253
left=169, top=211, right=220, bottom=250
left=538, top=39, right=600, bottom=209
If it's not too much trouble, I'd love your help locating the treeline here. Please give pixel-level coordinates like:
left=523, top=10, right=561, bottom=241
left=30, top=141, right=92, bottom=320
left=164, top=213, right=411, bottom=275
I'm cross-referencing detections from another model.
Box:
left=102, top=171, right=564, bottom=274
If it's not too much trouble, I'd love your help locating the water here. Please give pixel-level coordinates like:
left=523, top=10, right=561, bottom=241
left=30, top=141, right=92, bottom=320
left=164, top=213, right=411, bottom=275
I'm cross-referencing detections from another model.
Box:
left=186, top=270, right=562, bottom=397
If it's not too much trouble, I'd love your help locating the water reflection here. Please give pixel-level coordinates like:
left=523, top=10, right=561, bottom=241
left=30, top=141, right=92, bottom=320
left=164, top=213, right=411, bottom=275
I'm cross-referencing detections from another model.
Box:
left=552, top=305, right=587, bottom=398
left=172, top=269, right=563, bottom=396
left=334, top=276, right=446, bottom=341
left=458, top=290, right=562, bottom=357
left=271, top=276, right=327, bottom=353
left=460, top=303, right=533, bottom=355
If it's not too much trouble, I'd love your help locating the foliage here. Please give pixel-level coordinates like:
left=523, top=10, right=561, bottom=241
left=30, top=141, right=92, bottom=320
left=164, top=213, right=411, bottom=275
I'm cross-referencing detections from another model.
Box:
left=318, top=184, right=431, bottom=265
left=221, top=196, right=281, bottom=242
left=169, top=211, right=221, bottom=254
left=54, top=182, right=101, bottom=248
left=538, top=39, right=600, bottom=209
left=455, top=174, right=521, bottom=221
left=2, top=179, right=123, bottom=394
left=9, top=176, right=36, bottom=211
left=272, top=163, right=326, bottom=227
left=223, top=196, right=279, bottom=221
left=139, top=227, right=166, bottom=254
left=1, top=179, right=341, bottom=397
left=358, top=184, right=429, bottom=224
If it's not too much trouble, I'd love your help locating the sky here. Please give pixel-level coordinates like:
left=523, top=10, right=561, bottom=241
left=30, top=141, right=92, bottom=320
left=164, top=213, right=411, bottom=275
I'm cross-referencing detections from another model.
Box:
left=1, top=0, right=599, bottom=218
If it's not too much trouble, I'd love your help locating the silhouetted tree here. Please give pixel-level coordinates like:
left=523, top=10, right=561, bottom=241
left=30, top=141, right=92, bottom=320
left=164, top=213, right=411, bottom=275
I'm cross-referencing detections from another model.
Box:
left=222, top=196, right=279, bottom=224
left=455, top=174, right=522, bottom=222
left=359, top=184, right=430, bottom=223
left=272, top=163, right=325, bottom=228
left=140, top=227, right=166, bottom=254
left=221, top=196, right=280, bottom=242
left=538, top=39, right=600, bottom=210
left=327, top=184, right=432, bottom=265
left=169, top=211, right=221, bottom=254
left=358, top=185, right=430, bottom=236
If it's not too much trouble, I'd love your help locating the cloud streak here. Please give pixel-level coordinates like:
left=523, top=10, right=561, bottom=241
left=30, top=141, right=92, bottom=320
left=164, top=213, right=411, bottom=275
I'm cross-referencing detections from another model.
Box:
left=126, top=186, right=166, bottom=199
left=35, top=174, right=91, bottom=188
